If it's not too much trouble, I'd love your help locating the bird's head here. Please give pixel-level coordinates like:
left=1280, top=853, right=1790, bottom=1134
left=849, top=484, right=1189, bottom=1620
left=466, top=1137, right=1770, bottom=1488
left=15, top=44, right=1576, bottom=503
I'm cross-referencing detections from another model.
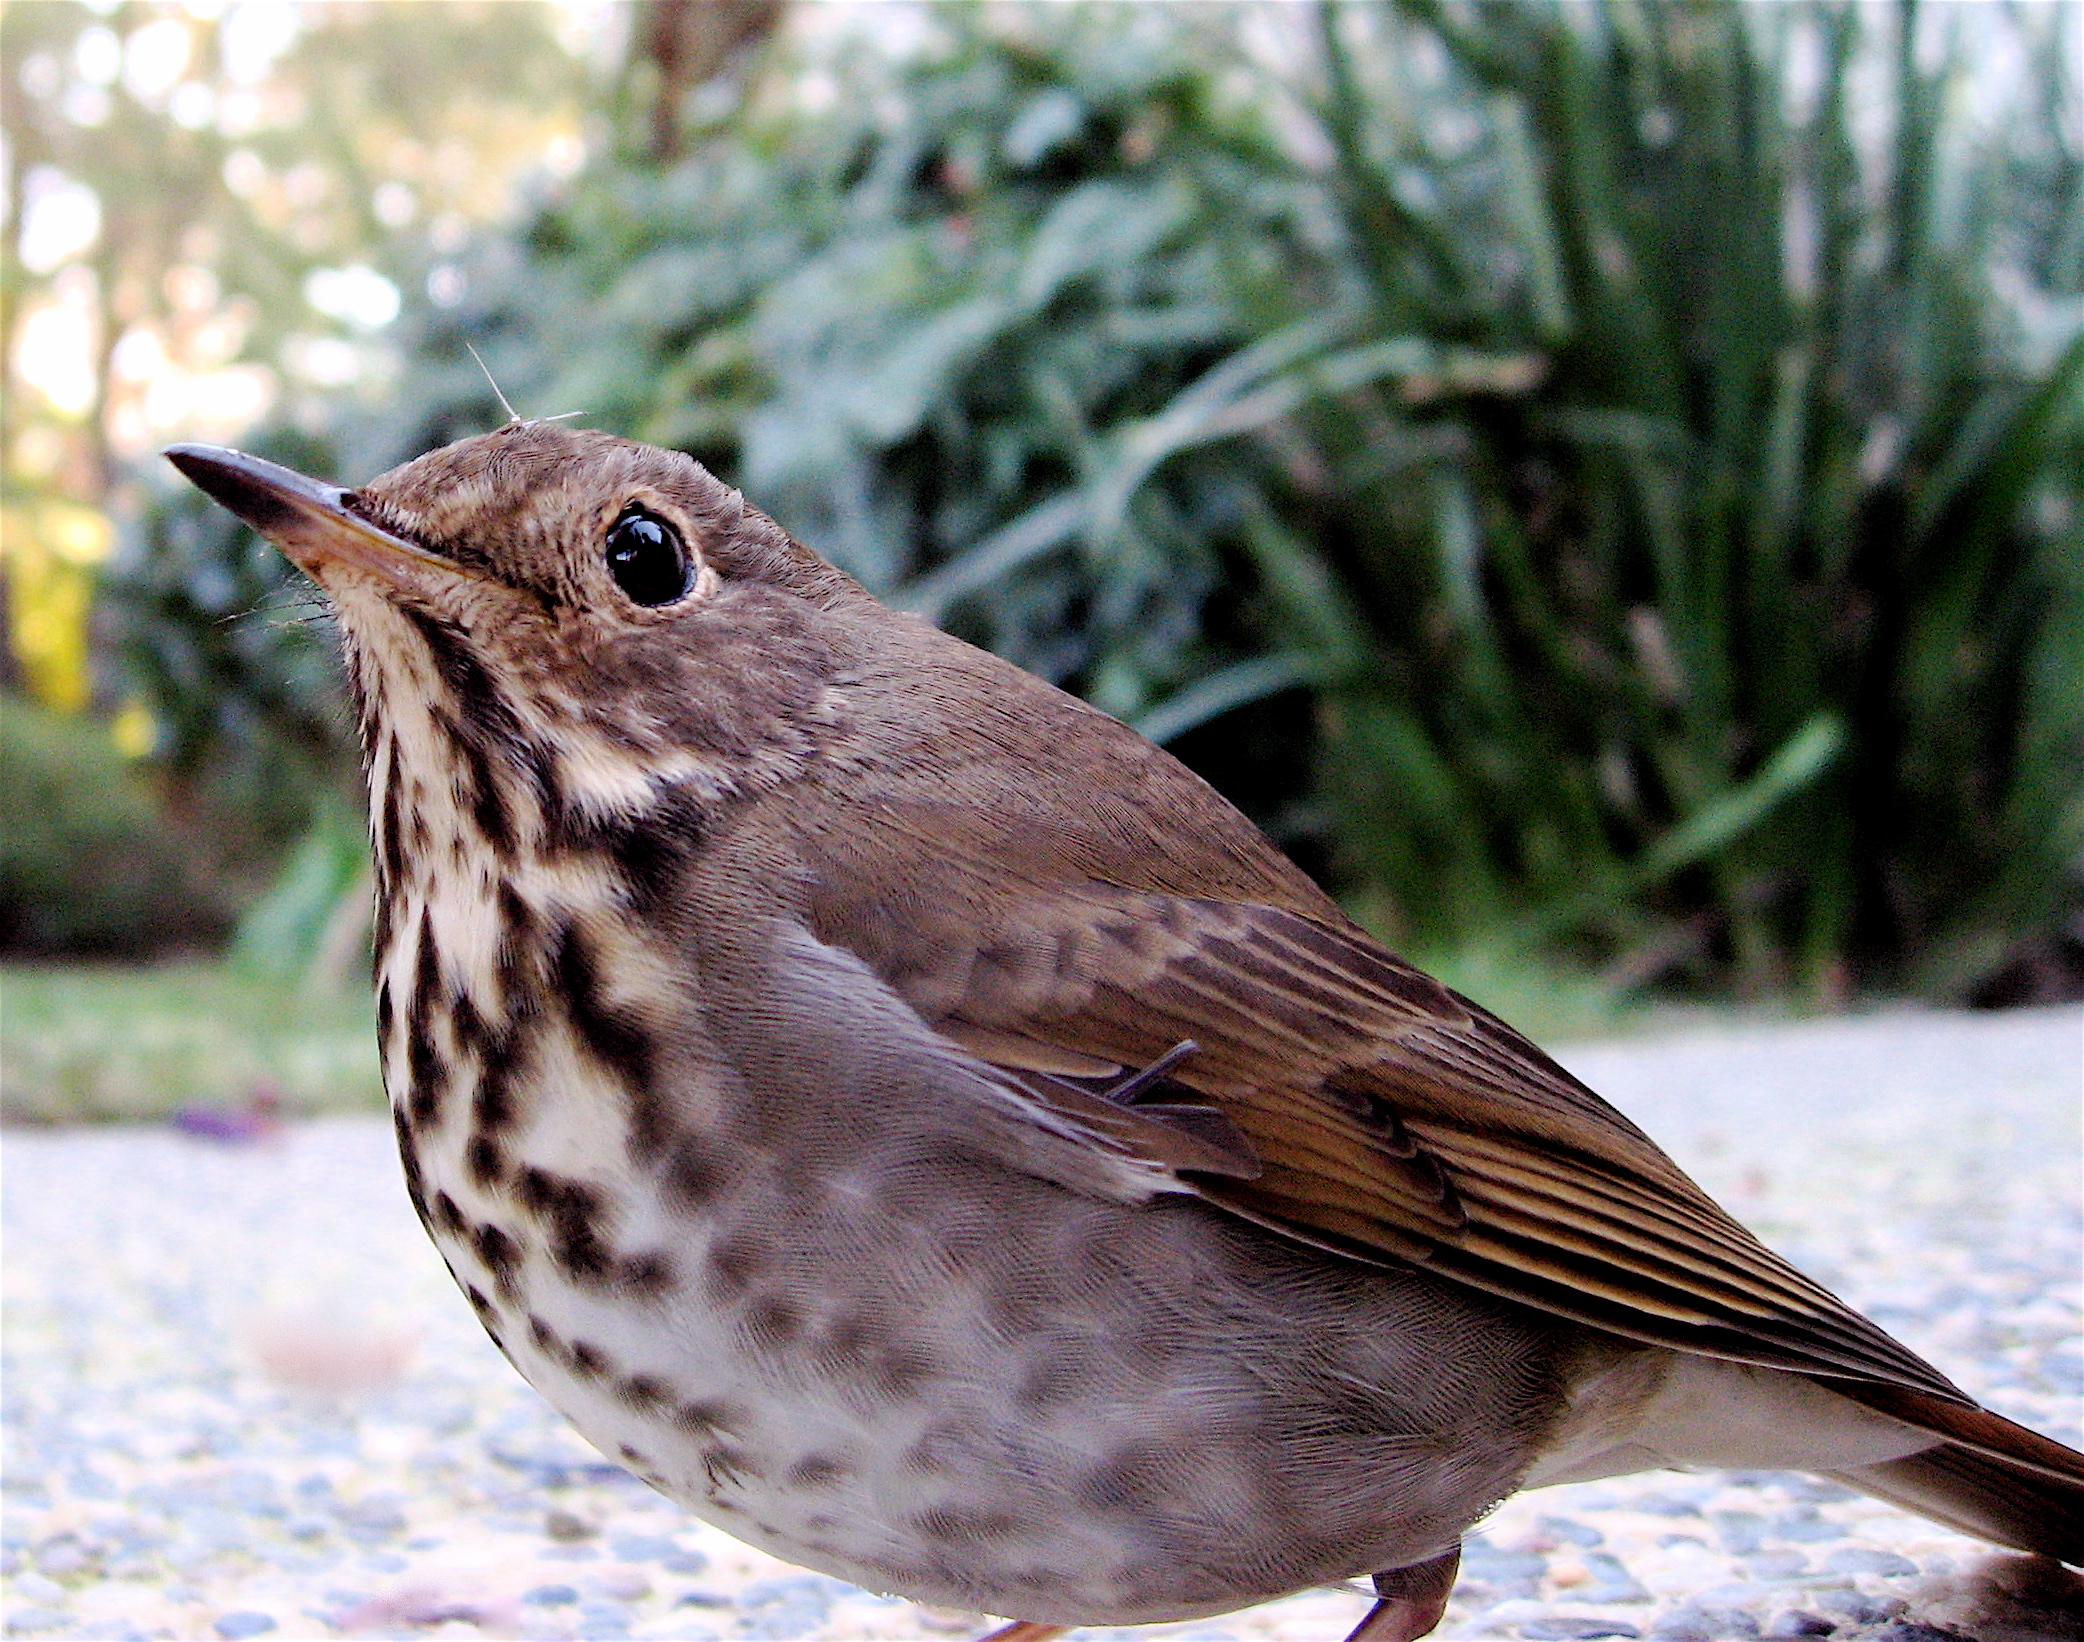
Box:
left=168, top=423, right=862, bottom=861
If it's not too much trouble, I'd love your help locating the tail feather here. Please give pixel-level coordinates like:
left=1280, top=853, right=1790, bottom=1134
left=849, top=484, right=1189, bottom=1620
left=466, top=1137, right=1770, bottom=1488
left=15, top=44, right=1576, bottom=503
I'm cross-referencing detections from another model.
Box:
left=1820, top=1379, right=2084, bottom=1562
left=1838, top=1379, right=2084, bottom=1488
left=1832, top=1440, right=2084, bottom=1562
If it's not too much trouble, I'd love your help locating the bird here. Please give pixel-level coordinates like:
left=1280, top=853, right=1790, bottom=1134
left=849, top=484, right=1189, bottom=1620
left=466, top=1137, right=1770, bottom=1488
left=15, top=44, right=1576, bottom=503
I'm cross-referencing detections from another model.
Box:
left=167, top=423, right=2084, bottom=1642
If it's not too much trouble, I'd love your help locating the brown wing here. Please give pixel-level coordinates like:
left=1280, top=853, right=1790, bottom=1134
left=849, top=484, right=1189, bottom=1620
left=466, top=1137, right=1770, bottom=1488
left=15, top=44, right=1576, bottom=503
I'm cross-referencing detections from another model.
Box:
left=798, top=808, right=1962, bottom=1403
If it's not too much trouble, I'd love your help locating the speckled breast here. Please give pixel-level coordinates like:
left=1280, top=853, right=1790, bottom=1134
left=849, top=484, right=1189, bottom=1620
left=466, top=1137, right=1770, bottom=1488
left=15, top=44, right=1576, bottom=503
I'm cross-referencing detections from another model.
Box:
left=371, top=841, right=1566, bottom=1626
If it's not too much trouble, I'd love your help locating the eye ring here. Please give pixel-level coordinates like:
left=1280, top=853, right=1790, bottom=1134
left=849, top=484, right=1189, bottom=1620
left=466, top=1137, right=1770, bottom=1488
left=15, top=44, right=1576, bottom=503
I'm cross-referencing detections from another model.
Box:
left=604, top=504, right=694, bottom=606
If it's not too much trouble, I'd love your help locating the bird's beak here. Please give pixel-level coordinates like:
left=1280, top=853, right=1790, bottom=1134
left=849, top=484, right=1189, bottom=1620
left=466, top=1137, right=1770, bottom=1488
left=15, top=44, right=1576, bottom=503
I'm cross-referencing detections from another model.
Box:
left=164, top=443, right=479, bottom=592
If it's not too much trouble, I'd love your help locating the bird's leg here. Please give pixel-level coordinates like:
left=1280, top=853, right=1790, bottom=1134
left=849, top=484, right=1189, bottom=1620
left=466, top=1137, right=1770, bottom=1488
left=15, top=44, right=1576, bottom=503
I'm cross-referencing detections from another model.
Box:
left=974, top=1624, right=1068, bottom=1642
left=1342, top=1543, right=1462, bottom=1642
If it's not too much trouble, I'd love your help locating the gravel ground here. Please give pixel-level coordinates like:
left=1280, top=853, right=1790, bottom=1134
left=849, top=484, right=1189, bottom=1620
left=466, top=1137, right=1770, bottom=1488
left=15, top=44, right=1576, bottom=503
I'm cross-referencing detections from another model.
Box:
left=5, top=1006, right=2080, bottom=1642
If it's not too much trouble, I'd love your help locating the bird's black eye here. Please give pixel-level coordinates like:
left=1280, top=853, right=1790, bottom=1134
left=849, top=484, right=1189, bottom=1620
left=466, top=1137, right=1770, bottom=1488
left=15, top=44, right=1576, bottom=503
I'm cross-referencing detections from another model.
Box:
left=604, top=506, right=693, bottom=606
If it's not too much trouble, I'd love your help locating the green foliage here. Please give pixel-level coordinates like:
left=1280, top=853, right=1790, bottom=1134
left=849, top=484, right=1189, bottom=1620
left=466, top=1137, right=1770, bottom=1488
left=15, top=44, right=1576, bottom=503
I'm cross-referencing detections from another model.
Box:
left=0, top=961, right=381, bottom=1125
left=1236, top=1, right=2084, bottom=996
left=0, top=694, right=227, bottom=955
left=320, top=6, right=1300, bottom=714
left=227, top=798, right=369, bottom=985
left=110, top=1, right=2083, bottom=1002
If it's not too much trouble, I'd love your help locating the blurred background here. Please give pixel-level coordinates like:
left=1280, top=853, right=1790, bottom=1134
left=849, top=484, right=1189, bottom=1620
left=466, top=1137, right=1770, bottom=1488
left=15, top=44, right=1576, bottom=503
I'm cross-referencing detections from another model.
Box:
left=3, top=0, right=2080, bottom=1128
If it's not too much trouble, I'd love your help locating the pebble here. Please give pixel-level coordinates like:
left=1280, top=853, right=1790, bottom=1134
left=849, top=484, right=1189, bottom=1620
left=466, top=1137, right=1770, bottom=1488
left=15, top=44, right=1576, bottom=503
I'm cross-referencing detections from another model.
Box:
left=3, top=1007, right=2078, bottom=1640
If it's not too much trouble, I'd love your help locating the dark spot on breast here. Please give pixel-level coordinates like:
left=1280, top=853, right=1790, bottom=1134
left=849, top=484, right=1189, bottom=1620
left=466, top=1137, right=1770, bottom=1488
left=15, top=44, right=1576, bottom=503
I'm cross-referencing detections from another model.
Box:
left=528, top=1313, right=556, bottom=1353
left=605, top=803, right=701, bottom=921
left=786, top=1453, right=852, bottom=1489
left=472, top=1047, right=518, bottom=1136
left=618, top=1374, right=671, bottom=1409
left=622, top=1251, right=674, bottom=1295
left=515, top=1165, right=625, bottom=1289
left=376, top=764, right=407, bottom=897
left=467, top=1133, right=506, bottom=1186
left=432, top=1191, right=466, bottom=1234
left=869, top=1344, right=936, bottom=1400
left=371, top=890, right=395, bottom=973
left=703, top=1444, right=756, bottom=1490
left=1016, top=1338, right=1106, bottom=1411
left=704, top=1236, right=763, bottom=1300
left=618, top=1443, right=646, bottom=1463
left=473, top=1221, right=522, bottom=1298
left=549, top=918, right=656, bottom=1102
left=569, top=1340, right=611, bottom=1377
left=450, top=984, right=491, bottom=1061
left=664, top=1133, right=724, bottom=1205
left=495, top=882, right=540, bottom=1013
left=402, top=603, right=520, bottom=850
left=914, top=1505, right=1018, bottom=1545
left=674, top=1400, right=729, bottom=1436
left=902, top=1423, right=971, bottom=1477
left=1078, top=1440, right=1176, bottom=1517
left=814, top=1313, right=872, bottom=1370
left=744, top=1297, right=801, bottom=1348
left=374, top=978, right=395, bottom=1053
left=392, top=1106, right=431, bottom=1230
left=465, top=1285, right=494, bottom=1319
left=406, top=912, right=445, bottom=1126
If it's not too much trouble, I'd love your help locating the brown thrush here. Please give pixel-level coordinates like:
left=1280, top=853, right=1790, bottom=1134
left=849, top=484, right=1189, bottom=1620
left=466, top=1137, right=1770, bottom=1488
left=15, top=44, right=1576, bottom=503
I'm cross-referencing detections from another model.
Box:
left=168, top=425, right=2084, bottom=1641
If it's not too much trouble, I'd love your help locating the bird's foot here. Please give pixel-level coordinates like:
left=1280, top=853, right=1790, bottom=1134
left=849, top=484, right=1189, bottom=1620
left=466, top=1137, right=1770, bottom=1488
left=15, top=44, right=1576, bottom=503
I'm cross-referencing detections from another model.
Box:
left=1343, top=1544, right=1462, bottom=1642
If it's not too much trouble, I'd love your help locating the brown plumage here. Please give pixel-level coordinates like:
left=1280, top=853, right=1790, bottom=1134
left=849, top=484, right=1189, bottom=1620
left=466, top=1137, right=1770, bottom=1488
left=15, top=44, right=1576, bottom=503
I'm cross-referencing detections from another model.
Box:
left=169, top=424, right=2084, bottom=1641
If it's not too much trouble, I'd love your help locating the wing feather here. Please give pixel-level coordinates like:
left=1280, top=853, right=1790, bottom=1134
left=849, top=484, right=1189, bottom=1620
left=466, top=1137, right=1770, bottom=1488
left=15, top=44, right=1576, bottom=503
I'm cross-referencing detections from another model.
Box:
left=793, top=807, right=1963, bottom=1401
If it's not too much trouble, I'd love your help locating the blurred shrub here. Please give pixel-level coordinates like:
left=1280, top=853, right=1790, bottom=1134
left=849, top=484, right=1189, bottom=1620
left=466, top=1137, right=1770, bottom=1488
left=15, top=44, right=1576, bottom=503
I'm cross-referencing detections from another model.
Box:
left=1196, top=1, right=2084, bottom=1001
left=0, top=694, right=228, bottom=955
left=112, top=0, right=2083, bottom=1003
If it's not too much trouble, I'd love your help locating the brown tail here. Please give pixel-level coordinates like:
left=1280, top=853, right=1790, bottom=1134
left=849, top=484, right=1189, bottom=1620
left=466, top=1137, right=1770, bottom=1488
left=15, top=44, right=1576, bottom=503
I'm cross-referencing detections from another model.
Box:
left=1829, top=1382, right=2084, bottom=1562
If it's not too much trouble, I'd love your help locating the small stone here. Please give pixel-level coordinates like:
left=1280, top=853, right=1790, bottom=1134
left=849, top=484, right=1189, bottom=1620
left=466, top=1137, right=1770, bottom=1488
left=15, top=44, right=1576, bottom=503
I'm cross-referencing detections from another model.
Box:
left=1772, top=1506, right=1845, bottom=1543
left=1817, top=1590, right=1904, bottom=1623
left=1539, top=1515, right=1606, bottom=1548
left=1766, top=1613, right=1836, bottom=1637
left=661, top=1549, right=711, bottom=1574
left=36, top=1537, right=90, bottom=1575
left=607, top=1532, right=683, bottom=1562
left=1652, top=1609, right=1758, bottom=1640
left=1520, top=1621, right=1641, bottom=1640
left=592, top=1569, right=651, bottom=1600
left=675, top=1590, right=733, bottom=1608
left=1711, top=1511, right=1766, bottom=1554
left=522, top=1583, right=580, bottom=1606
left=544, top=1507, right=596, bottom=1541
left=334, top=1498, right=406, bottom=1540
left=4, top=1609, right=72, bottom=1634
left=1823, top=1547, right=1918, bottom=1578
left=14, top=1570, right=66, bottom=1603
left=1872, top=1628, right=1967, bottom=1642
left=212, top=1614, right=276, bottom=1639
left=1578, top=1552, right=1649, bottom=1602
left=1745, top=1549, right=1811, bottom=1581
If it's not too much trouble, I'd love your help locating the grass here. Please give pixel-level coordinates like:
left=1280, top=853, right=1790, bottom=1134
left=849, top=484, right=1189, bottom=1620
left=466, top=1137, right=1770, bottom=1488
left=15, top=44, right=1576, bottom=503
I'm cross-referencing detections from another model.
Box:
left=0, top=963, right=383, bottom=1126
